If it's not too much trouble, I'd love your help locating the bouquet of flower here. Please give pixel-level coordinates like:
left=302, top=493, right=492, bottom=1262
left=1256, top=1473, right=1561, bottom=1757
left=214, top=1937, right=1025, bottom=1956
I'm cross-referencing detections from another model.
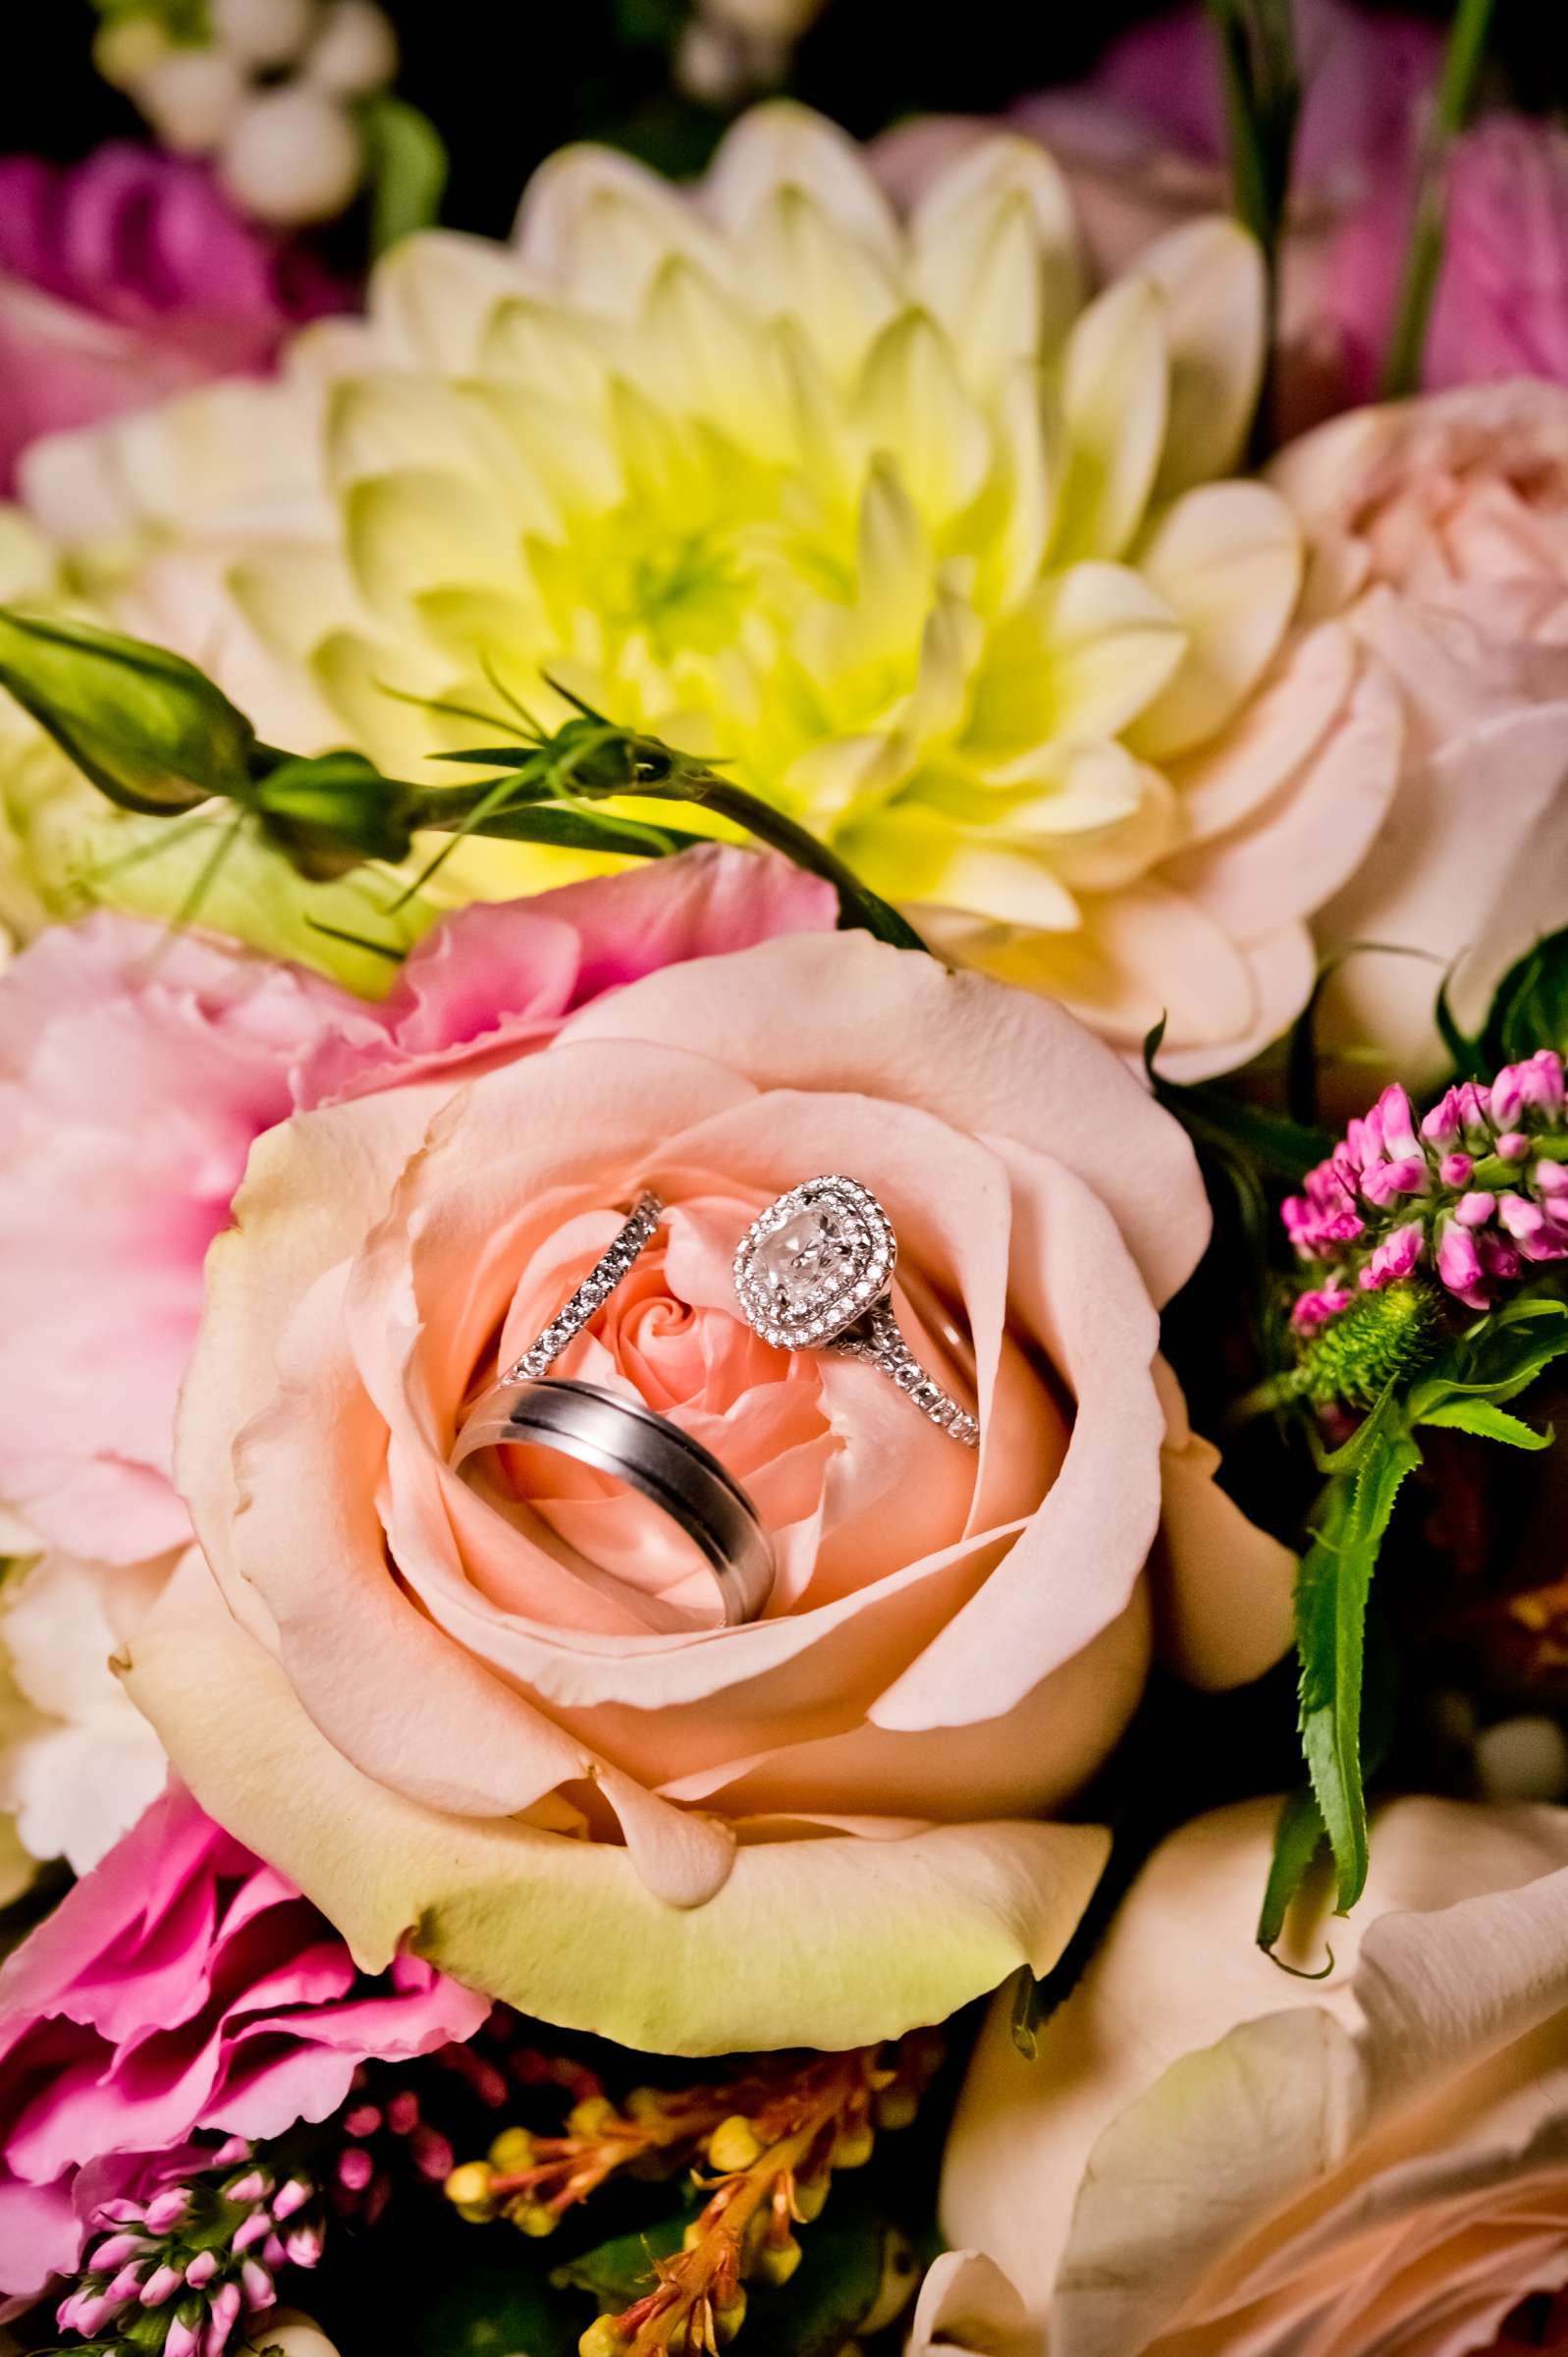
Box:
left=0, top=1, right=1567, bottom=2351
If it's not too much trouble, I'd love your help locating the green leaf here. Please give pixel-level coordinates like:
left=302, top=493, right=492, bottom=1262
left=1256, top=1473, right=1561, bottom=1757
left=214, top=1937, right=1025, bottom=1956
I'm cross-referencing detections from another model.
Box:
left=1415, top=1397, right=1553, bottom=1449
left=1483, top=922, right=1568, bottom=1067
left=406, top=2255, right=582, bottom=2357
left=1295, top=1427, right=1422, bottom=1911
left=1256, top=1784, right=1327, bottom=1954
left=552, top=2211, right=691, bottom=2308
left=0, top=607, right=254, bottom=815
left=359, top=94, right=449, bottom=255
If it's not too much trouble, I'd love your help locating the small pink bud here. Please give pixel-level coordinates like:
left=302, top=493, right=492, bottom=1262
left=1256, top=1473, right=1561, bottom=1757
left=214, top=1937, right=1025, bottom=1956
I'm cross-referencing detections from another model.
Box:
left=88, top=2230, right=147, bottom=2270
left=1422, top=1090, right=1462, bottom=1150
left=107, top=2263, right=147, bottom=2301
left=228, top=2168, right=271, bottom=2204
left=1436, top=1223, right=1487, bottom=1306
left=1363, top=1223, right=1423, bottom=1289
left=1377, top=1083, right=1422, bottom=1158
left=144, top=2185, right=191, bottom=2232
left=1480, top=1233, right=1523, bottom=1281
left=1292, top=1285, right=1352, bottom=1331
left=166, top=2315, right=201, bottom=2357
left=140, top=2263, right=184, bottom=2305
left=1498, top=1193, right=1568, bottom=1261
left=338, top=2145, right=375, bottom=2192
left=186, top=2250, right=219, bottom=2289
left=209, top=2282, right=243, bottom=2335
left=1536, top=1158, right=1568, bottom=1195
left=345, top=2103, right=382, bottom=2139
left=387, top=2090, right=419, bottom=2136
left=284, top=2220, right=326, bottom=2266
left=1455, top=1190, right=1495, bottom=1228
left=271, top=2176, right=311, bottom=2222
left=1362, top=1155, right=1428, bottom=1207
left=411, top=2123, right=454, bottom=2180
left=1438, top=1152, right=1473, bottom=1187
left=1491, top=1064, right=1528, bottom=1126
left=241, top=2257, right=276, bottom=2310
left=1496, top=1130, right=1531, bottom=1162
left=233, top=2206, right=273, bottom=2253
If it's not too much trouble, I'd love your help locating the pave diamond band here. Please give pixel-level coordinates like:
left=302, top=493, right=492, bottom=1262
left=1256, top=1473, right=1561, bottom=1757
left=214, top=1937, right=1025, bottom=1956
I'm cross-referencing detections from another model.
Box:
left=834, top=1300, right=982, bottom=1448
left=732, top=1176, right=980, bottom=1449
left=506, top=1191, right=664, bottom=1382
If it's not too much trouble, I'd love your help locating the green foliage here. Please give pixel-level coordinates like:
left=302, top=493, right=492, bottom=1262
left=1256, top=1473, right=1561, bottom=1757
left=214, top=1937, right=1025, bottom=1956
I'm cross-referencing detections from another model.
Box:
left=1483, top=924, right=1568, bottom=1069
left=359, top=93, right=450, bottom=255
left=1291, top=1282, right=1443, bottom=1408
left=1271, top=1296, right=1568, bottom=1928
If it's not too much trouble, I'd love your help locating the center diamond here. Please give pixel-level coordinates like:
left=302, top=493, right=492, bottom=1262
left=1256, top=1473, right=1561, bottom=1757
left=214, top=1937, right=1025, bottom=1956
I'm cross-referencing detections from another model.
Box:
left=753, top=1202, right=864, bottom=1319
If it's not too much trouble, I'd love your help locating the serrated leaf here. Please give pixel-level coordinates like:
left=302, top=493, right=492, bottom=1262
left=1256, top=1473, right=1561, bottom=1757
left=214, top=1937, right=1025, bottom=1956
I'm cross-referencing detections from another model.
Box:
left=1295, top=1428, right=1421, bottom=1911
left=1416, top=1397, right=1553, bottom=1449
left=1256, top=1784, right=1326, bottom=1952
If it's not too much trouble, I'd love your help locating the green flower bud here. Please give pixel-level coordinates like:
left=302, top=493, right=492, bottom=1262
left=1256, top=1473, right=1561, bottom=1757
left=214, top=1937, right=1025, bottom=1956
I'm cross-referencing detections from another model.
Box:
left=0, top=607, right=254, bottom=816
left=252, top=749, right=417, bottom=880
left=1295, top=1280, right=1442, bottom=1409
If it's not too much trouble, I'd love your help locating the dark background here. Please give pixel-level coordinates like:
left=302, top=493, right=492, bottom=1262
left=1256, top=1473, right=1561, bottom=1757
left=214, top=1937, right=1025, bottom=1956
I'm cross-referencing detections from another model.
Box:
left=5, top=0, right=1567, bottom=240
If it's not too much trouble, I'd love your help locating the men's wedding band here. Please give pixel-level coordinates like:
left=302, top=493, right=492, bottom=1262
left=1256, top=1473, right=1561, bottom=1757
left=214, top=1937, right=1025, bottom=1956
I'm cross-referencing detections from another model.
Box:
left=451, top=1378, right=776, bottom=1628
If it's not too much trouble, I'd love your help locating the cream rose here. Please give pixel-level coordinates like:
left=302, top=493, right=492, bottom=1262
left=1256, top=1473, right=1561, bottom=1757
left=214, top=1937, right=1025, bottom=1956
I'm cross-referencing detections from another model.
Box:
left=1272, top=380, right=1568, bottom=1077
left=121, top=931, right=1291, bottom=2054
left=923, top=1792, right=1568, bottom=2357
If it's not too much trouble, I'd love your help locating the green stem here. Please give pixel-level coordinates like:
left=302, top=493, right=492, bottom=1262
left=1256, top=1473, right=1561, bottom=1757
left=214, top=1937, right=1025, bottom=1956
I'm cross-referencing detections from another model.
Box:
left=1379, top=0, right=1496, bottom=398
left=1204, top=0, right=1301, bottom=453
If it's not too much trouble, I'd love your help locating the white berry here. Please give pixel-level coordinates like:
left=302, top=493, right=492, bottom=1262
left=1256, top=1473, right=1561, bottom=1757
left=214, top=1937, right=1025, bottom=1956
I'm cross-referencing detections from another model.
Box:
left=305, top=0, right=398, bottom=95
left=219, top=82, right=363, bottom=225
left=135, top=48, right=246, bottom=155
left=210, top=0, right=317, bottom=68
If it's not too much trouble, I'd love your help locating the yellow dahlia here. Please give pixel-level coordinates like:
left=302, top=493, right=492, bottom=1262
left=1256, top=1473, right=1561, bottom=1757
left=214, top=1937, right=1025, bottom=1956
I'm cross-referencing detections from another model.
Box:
left=16, top=104, right=1400, bottom=1071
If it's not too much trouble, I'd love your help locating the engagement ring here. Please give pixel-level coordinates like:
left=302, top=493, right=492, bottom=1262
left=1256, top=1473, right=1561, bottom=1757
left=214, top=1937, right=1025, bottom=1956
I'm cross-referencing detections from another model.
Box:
left=731, top=1176, right=980, bottom=1447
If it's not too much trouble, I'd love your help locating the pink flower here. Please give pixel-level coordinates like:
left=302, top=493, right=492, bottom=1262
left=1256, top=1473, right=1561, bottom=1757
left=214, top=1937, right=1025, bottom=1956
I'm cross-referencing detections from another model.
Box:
left=0, top=913, right=353, bottom=1562
left=920, top=1795, right=1568, bottom=2357
left=121, top=929, right=1294, bottom=2057
left=1272, top=382, right=1568, bottom=1074
left=0, top=1781, right=485, bottom=2300
left=0, top=144, right=346, bottom=493
left=0, top=850, right=832, bottom=1564
left=873, top=0, right=1443, bottom=434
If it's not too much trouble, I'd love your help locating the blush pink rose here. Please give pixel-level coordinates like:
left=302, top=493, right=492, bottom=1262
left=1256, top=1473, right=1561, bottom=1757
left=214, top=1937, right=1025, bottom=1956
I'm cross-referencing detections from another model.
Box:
left=0, top=850, right=833, bottom=1564
left=922, top=1793, right=1568, bottom=2357
left=0, top=144, right=347, bottom=492
left=121, top=929, right=1294, bottom=2056
left=0, top=1779, right=485, bottom=2300
left=1270, top=381, right=1568, bottom=1077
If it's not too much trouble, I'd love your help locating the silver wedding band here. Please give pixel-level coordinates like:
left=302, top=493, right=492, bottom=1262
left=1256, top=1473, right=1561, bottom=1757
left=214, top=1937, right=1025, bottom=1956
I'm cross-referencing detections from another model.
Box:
left=452, top=1377, right=775, bottom=1627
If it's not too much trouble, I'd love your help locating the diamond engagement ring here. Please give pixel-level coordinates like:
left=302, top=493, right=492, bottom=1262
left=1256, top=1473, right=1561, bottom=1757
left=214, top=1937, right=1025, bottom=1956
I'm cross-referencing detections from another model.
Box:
left=732, top=1176, right=981, bottom=1448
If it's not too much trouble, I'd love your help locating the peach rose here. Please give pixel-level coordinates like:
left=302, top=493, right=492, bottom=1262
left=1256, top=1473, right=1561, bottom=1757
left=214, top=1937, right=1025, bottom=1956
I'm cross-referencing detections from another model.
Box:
left=1271, top=381, right=1568, bottom=1079
left=120, top=932, right=1291, bottom=2054
left=921, top=1793, right=1568, bottom=2357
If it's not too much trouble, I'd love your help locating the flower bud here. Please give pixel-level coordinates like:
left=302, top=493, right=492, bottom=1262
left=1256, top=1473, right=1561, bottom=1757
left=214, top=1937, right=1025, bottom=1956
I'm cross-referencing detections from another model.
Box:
left=252, top=749, right=416, bottom=879
left=578, top=2319, right=629, bottom=2357
left=0, top=609, right=255, bottom=814
left=487, top=2126, right=536, bottom=2172
left=707, top=2114, right=765, bottom=2173
left=444, top=2161, right=495, bottom=2220
left=212, top=0, right=316, bottom=68
left=756, top=2234, right=802, bottom=2287
left=306, top=0, right=399, bottom=93
left=137, top=48, right=246, bottom=153
left=505, top=2196, right=560, bottom=2237
left=220, top=83, right=363, bottom=226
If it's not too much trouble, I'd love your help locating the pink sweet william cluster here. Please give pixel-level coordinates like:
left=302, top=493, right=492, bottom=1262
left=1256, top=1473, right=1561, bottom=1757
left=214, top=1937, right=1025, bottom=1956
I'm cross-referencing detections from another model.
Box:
left=1284, top=1051, right=1568, bottom=1327
left=0, top=1780, right=486, bottom=2304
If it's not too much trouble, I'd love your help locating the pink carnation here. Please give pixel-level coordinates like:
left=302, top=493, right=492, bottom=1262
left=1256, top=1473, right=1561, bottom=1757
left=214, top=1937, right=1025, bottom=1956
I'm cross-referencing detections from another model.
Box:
left=0, top=144, right=347, bottom=492
left=0, top=1781, right=487, bottom=2299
